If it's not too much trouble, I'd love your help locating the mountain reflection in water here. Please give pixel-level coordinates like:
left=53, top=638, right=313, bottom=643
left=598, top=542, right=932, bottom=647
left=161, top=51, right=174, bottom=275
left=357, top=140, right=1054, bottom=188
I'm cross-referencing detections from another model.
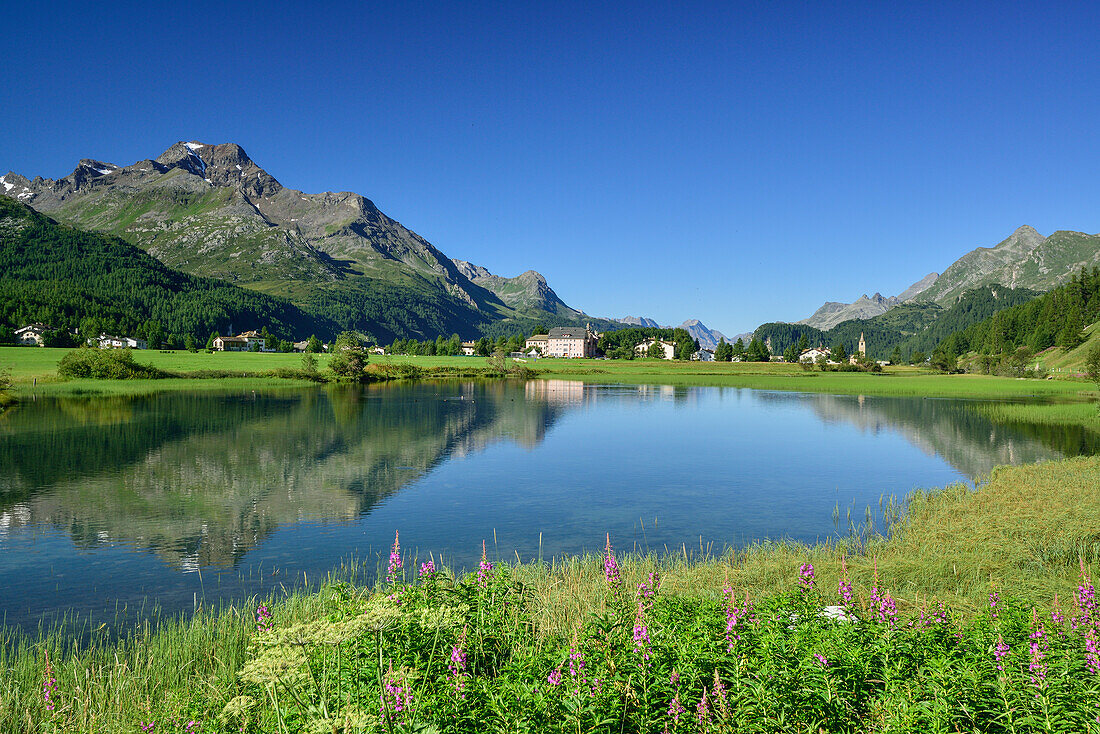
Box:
left=0, top=380, right=1095, bottom=629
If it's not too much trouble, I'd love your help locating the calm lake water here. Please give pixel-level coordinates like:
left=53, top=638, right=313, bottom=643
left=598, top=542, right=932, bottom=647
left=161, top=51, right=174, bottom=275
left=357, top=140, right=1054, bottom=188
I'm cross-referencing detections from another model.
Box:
left=1, top=380, right=1096, bottom=630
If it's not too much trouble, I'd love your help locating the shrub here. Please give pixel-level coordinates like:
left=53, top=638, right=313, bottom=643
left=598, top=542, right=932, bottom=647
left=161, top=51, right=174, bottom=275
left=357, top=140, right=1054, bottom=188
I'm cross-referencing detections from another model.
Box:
left=57, top=347, right=167, bottom=380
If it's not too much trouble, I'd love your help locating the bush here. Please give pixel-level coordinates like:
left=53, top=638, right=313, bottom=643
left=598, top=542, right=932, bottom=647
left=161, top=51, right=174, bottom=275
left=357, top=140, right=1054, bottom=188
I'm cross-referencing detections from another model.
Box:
left=57, top=347, right=167, bottom=380
left=329, top=349, right=369, bottom=381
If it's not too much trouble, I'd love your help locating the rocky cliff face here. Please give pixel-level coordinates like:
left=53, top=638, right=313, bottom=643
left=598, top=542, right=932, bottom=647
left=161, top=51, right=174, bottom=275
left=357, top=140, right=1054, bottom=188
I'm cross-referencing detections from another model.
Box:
left=451, top=259, right=581, bottom=316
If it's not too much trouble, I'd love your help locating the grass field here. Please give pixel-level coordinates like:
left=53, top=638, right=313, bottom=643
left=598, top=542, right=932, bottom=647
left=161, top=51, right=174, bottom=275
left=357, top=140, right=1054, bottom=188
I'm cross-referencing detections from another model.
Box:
left=3, top=347, right=1097, bottom=403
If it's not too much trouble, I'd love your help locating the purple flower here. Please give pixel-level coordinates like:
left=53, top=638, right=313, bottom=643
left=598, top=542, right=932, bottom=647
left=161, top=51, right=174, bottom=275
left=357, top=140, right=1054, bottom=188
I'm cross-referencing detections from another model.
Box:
left=632, top=600, right=651, bottom=668
left=386, top=531, right=401, bottom=585
left=994, top=636, right=1010, bottom=673
left=667, top=669, right=685, bottom=725
left=989, top=591, right=1000, bottom=619
left=255, top=605, right=273, bottom=633
left=813, top=653, right=829, bottom=667
left=870, top=585, right=898, bottom=628
left=723, top=584, right=752, bottom=651
left=419, top=559, right=436, bottom=580
left=695, top=688, right=710, bottom=726
left=448, top=628, right=469, bottom=695
left=1029, top=612, right=1048, bottom=688
left=636, top=570, right=660, bottom=610
left=603, top=533, right=622, bottom=592
left=799, top=563, right=815, bottom=591
left=139, top=724, right=155, bottom=733
left=477, top=540, right=493, bottom=589
left=1087, top=630, right=1100, bottom=675
left=379, top=671, right=414, bottom=723
left=547, top=667, right=563, bottom=686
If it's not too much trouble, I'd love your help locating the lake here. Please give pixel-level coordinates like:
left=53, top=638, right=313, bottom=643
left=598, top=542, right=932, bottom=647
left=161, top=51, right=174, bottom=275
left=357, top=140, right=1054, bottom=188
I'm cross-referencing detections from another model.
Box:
left=1, top=380, right=1095, bottom=630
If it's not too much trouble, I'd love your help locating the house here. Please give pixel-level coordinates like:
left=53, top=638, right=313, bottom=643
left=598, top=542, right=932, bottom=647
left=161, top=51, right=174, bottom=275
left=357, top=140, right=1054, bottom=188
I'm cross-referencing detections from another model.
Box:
left=370, top=346, right=386, bottom=355
left=635, top=338, right=676, bottom=360
left=546, top=325, right=598, bottom=358
left=292, top=340, right=310, bottom=352
left=95, top=334, right=148, bottom=350
left=213, top=330, right=265, bottom=352
left=15, top=323, right=52, bottom=346
left=692, top=348, right=715, bottom=362
left=461, top=341, right=478, bottom=356
left=525, top=334, right=549, bottom=353
left=799, top=346, right=832, bottom=363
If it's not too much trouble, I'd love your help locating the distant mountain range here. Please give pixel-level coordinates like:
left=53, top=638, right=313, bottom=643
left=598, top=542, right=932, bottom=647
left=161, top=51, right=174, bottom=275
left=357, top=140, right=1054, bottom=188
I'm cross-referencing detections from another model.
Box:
left=1, top=142, right=601, bottom=341
left=615, top=316, right=730, bottom=348
left=788, top=225, right=1100, bottom=332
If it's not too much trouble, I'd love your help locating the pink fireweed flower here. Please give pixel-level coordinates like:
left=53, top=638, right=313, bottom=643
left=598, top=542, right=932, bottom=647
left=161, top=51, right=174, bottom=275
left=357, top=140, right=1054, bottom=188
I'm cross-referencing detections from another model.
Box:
left=666, top=669, right=685, bottom=725
left=1087, top=629, right=1100, bottom=675
left=636, top=569, right=660, bottom=611
left=603, top=533, right=622, bottom=592
left=42, top=655, right=57, bottom=713
left=547, top=666, right=563, bottom=686
left=632, top=600, right=651, bottom=668
left=695, top=688, right=710, bottom=727
left=419, top=559, right=435, bottom=580
left=723, top=584, right=752, bottom=651
left=448, top=627, right=469, bottom=696
left=799, top=563, right=815, bottom=591
left=140, top=724, right=155, bottom=733
left=989, top=591, right=1000, bottom=619
left=1029, top=611, right=1048, bottom=688
left=379, top=671, right=414, bottom=722
left=386, top=531, right=401, bottom=585
left=838, top=557, right=853, bottom=606
left=711, top=670, right=730, bottom=720
left=994, top=636, right=1010, bottom=673
left=255, top=605, right=273, bottom=633
left=477, top=540, right=494, bottom=589
left=869, top=585, right=898, bottom=628
left=813, top=653, right=829, bottom=667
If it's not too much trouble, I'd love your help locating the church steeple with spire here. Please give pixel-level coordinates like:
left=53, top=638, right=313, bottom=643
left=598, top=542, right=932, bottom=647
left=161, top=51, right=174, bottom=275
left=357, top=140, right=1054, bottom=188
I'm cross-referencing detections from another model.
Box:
left=858, top=332, right=867, bottom=357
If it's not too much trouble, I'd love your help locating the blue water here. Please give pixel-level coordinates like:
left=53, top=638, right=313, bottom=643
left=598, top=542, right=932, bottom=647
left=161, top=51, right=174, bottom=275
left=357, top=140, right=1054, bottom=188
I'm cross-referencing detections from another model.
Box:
left=0, top=380, right=1088, bottom=630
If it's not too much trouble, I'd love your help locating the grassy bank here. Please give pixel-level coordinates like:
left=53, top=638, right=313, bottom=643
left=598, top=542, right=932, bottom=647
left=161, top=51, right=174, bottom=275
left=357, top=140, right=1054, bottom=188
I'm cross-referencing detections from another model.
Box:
left=5, top=456, right=1100, bottom=733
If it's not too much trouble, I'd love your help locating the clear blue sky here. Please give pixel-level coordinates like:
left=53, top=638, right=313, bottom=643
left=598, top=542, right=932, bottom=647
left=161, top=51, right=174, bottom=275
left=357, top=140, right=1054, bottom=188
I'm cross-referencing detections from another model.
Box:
left=3, top=1, right=1099, bottom=336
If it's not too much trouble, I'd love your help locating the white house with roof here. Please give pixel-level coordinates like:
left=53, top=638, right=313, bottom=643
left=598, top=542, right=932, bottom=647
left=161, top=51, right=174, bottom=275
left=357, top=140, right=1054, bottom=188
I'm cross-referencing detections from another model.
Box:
left=15, top=323, right=52, bottom=346
left=214, top=330, right=266, bottom=352
left=94, top=334, right=148, bottom=350
left=635, top=338, right=676, bottom=360
left=799, top=346, right=832, bottom=363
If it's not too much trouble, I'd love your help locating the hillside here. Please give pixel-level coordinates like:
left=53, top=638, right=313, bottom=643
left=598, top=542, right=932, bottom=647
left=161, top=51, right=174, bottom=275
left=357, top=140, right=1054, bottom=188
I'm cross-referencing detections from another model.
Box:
left=0, top=196, right=331, bottom=344
left=1032, top=321, right=1100, bottom=373
left=1, top=142, right=592, bottom=340
left=755, top=284, right=1038, bottom=360
left=917, top=226, right=1100, bottom=306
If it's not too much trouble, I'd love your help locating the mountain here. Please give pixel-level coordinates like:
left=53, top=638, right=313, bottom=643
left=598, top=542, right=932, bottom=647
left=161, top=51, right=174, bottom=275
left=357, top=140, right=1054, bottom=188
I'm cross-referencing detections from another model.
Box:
left=613, top=316, right=728, bottom=348
left=795, top=272, right=939, bottom=331
left=0, top=196, right=330, bottom=342
left=451, top=260, right=581, bottom=317
left=916, top=226, right=1100, bottom=306
left=1, top=142, right=589, bottom=341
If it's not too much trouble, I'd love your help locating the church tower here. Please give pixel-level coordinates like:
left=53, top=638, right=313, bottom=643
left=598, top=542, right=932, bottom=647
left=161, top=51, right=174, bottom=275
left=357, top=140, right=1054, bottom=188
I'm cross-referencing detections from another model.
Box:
left=858, top=332, right=867, bottom=357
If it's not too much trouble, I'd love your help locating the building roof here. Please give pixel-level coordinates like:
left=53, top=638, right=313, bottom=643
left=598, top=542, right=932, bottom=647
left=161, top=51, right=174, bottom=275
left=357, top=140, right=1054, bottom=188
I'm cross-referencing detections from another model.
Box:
left=16, top=323, right=52, bottom=334
left=527, top=334, right=549, bottom=341
left=548, top=327, right=590, bottom=339
left=217, top=335, right=249, bottom=343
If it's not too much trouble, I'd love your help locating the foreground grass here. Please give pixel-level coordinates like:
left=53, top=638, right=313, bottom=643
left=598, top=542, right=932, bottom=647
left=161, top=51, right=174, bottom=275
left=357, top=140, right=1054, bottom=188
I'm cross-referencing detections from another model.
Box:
left=5, top=456, right=1100, bottom=733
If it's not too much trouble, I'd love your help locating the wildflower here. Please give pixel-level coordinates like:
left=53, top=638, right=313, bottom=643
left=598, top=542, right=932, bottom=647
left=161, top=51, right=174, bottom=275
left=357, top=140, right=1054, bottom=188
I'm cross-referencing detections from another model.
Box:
left=723, top=584, right=751, bottom=651
left=799, top=563, right=815, bottom=591
left=386, top=531, right=401, bottom=585
left=869, top=585, right=898, bottom=628
left=1087, top=629, right=1100, bottom=675
left=711, top=670, right=730, bottom=721
left=632, top=600, right=651, bottom=668
left=42, top=652, right=58, bottom=713
left=1051, top=594, right=1064, bottom=627
left=813, top=653, right=829, bottom=667
left=603, top=533, right=622, bottom=592
left=1029, top=611, right=1048, bottom=688
left=666, top=670, right=685, bottom=726
left=636, top=569, right=660, bottom=610
left=419, top=559, right=436, bottom=580
left=255, top=604, right=273, bottom=633
left=989, top=591, right=1000, bottom=619
left=140, top=724, right=155, bottom=733
left=994, top=636, right=1010, bottom=673
left=547, top=667, right=563, bottom=686
left=477, top=540, right=493, bottom=589
left=379, top=670, right=414, bottom=723
left=448, top=627, right=469, bottom=696
left=695, top=688, right=710, bottom=727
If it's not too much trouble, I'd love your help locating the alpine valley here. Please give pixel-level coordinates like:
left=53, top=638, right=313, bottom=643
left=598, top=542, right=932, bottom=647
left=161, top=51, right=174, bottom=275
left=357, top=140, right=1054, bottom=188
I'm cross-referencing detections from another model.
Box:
left=0, top=141, right=618, bottom=342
